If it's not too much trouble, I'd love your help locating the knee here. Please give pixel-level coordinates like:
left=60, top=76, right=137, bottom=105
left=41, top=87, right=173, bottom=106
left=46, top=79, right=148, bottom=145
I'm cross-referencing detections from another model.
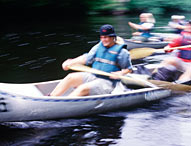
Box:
left=63, top=73, right=83, bottom=88
left=65, top=73, right=81, bottom=81
left=75, top=84, right=90, bottom=95
left=78, top=84, right=89, bottom=92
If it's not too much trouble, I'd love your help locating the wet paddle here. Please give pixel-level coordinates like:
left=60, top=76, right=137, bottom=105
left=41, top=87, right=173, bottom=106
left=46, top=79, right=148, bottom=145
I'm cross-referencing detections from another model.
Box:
left=68, top=64, right=191, bottom=92
left=148, top=80, right=191, bottom=93
left=129, top=45, right=191, bottom=60
left=68, top=64, right=156, bottom=88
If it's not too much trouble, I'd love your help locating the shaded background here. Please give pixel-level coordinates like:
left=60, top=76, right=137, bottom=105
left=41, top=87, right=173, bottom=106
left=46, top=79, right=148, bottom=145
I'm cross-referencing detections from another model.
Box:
left=0, top=0, right=191, bottom=20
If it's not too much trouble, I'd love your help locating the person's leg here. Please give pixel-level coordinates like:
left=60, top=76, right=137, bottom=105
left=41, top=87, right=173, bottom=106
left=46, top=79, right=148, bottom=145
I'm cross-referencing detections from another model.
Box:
left=163, top=59, right=191, bottom=82
left=69, top=83, right=90, bottom=96
left=177, top=63, right=191, bottom=82
left=69, top=78, right=114, bottom=97
left=50, top=72, right=83, bottom=96
left=152, top=57, right=180, bottom=81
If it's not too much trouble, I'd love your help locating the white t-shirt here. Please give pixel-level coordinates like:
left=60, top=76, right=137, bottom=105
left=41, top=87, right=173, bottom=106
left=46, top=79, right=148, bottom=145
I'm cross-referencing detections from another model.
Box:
left=141, top=22, right=154, bottom=29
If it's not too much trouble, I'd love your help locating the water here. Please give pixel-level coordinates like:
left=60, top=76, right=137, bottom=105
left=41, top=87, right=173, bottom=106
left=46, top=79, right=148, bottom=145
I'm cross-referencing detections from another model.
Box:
left=1, top=15, right=191, bottom=146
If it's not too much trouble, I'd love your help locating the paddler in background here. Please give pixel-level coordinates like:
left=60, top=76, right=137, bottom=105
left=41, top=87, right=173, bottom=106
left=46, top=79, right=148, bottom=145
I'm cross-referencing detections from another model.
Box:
left=50, top=24, right=133, bottom=96
left=168, top=15, right=187, bottom=34
left=152, top=20, right=191, bottom=83
left=128, top=13, right=155, bottom=42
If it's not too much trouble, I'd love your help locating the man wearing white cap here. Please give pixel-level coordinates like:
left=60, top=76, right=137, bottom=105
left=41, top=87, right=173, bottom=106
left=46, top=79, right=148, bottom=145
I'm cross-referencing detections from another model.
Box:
left=168, top=15, right=187, bottom=34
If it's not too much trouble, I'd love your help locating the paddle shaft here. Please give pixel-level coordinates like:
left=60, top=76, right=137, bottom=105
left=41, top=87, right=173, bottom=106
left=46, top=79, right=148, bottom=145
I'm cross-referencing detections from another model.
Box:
left=148, top=80, right=191, bottom=92
left=156, top=45, right=191, bottom=52
left=68, top=64, right=156, bottom=87
left=68, top=64, right=191, bottom=92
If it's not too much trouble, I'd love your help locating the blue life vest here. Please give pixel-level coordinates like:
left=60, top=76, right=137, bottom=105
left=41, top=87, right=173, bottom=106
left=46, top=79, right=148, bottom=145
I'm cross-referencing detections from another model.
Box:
left=92, top=42, right=125, bottom=73
left=178, top=34, right=191, bottom=62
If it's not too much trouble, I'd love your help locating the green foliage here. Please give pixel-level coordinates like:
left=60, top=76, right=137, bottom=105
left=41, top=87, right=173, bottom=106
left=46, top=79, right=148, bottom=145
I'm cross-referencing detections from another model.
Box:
left=85, top=0, right=122, bottom=12
left=126, top=0, right=191, bottom=14
left=85, top=0, right=191, bottom=15
left=0, top=0, right=191, bottom=14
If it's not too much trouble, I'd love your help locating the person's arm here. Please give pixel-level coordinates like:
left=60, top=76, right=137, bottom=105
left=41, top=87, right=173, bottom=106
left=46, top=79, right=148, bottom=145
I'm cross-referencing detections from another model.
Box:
left=62, top=43, right=99, bottom=71
left=128, top=22, right=153, bottom=30
left=110, top=48, right=133, bottom=79
left=168, top=22, right=185, bottom=29
left=164, top=36, right=182, bottom=53
left=128, top=22, right=141, bottom=30
left=62, top=55, right=87, bottom=71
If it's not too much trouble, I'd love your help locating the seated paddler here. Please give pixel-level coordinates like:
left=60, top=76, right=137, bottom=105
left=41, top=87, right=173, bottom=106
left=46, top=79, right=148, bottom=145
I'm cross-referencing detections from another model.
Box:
left=168, top=15, right=187, bottom=34
left=152, top=20, right=191, bottom=83
left=128, top=13, right=155, bottom=42
left=50, top=24, right=133, bottom=96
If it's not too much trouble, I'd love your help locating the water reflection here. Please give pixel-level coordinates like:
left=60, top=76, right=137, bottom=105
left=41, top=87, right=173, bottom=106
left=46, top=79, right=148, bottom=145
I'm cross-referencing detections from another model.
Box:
left=116, top=112, right=180, bottom=146
left=0, top=115, right=125, bottom=146
left=115, top=93, right=191, bottom=146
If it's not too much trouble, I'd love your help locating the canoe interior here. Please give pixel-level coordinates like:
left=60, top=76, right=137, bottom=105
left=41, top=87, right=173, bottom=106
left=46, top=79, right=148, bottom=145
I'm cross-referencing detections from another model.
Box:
left=0, top=77, right=155, bottom=98
left=0, top=81, right=57, bottom=97
left=35, top=81, right=59, bottom=96
left=35, top=79, right=149, bottom=97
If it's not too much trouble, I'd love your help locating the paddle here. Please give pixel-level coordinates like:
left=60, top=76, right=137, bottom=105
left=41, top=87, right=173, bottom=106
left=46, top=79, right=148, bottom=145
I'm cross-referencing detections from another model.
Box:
left=148, top=80, right=191, bottom=93
left=129, top=45, right=191, bottom=60
left=68, top=64, right=191, bottom=92
left=68, top=64, right=156, bottom=88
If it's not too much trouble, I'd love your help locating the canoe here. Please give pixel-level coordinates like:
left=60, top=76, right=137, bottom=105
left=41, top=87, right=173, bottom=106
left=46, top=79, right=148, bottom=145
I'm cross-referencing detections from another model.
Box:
left=151, top=32, right=180, bottom=38
left=124, top=32, right=180, bottom=50
left=125, top=39, right=169, bottom=50
left=151, top=32, right=180, bottom=42
left=0, top=79, right=171, bottom=122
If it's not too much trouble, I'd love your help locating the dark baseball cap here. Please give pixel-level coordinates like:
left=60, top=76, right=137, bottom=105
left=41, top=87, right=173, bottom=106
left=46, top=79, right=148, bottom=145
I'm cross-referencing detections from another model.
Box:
left=100, top=24, right=116, bottom=37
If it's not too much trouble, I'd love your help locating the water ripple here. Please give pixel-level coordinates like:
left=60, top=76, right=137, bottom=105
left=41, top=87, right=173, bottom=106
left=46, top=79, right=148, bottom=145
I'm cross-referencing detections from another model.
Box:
left=36, top=46, right=48, bottom=50
left=28, top=32, right=42, bottom=35
left=30, top=66, right=42, bottom=70
left=58, top=42, right=71, bottom=45
left=18, top=43, right=30, bottom=47
left=44, top=33, right=56, bottom=37
left=7, top=57, right=20, bottom=61
left=0, top=53, right=10, bottom=58
left=8, top=36, right=20, bottom=40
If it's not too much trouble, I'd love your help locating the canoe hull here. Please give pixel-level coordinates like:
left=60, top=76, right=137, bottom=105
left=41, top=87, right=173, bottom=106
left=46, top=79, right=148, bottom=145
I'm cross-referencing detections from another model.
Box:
left=0, top=86, right=171, bottom=122
left=125, top=39, right=168, bottom=50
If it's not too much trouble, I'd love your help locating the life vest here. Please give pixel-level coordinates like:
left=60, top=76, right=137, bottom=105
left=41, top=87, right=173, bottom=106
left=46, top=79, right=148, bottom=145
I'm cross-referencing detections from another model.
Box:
left=138, top=22, right=153, bottom=38
left=177, top=34, right=191, bottom=62
left=92, top=42, right=124, bottom=73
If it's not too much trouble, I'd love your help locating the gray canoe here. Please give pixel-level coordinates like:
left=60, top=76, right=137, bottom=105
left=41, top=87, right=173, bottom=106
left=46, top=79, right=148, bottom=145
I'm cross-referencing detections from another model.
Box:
left=0, top=79, right=171, bottom=122
left=125, top=39, right=169, bottom=50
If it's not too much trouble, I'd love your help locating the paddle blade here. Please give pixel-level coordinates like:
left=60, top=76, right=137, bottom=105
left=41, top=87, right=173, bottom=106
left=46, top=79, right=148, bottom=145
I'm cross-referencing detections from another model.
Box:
left=130, top=47, right=157, bottom=60
left=148, top=80, right=191, bottom=93
left=116, top=36, right=125, bottom=44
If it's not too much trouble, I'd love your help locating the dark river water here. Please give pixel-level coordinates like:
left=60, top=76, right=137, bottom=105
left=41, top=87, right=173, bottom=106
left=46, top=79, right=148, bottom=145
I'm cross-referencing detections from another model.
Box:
left=1, top=14, right=191, bottom=146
